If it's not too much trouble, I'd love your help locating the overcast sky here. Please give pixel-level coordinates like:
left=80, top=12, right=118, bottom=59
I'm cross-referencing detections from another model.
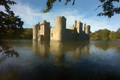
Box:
left=0, top=0, right=120, bottom=32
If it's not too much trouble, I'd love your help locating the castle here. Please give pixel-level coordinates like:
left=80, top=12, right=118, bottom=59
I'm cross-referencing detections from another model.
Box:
left=33, top=16, right=90, bottom=41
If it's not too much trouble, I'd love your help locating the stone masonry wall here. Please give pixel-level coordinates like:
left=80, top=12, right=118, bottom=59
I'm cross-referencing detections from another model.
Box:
left=33, top=16, right=91, bottom=41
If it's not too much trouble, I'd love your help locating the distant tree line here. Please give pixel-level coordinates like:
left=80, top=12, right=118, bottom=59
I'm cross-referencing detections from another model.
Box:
left=21, top=28, right=33, bottom=39
left=90, top=28, right=120, bottom=41
left=8, top=28, right=33, bottom=39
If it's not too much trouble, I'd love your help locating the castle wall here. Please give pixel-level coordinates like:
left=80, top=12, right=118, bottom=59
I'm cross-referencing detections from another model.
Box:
left=37, top=23, right=41, bottom=41
left=67, top=26, right=74, bottom=30
left=40, top=22, right=45, bottom=35
left=45, top=22, right=50, bottom=40
left=33, top=16, right=91, bottom=41
left=64, top=29, right=75, bottom=40
left=50, top=27, right=56, bottom=40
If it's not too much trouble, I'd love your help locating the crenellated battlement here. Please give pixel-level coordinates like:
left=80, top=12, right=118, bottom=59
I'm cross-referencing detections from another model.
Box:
left=33, top=16, right=91, bottom=41
left=55, top=16, right=66, bottom=19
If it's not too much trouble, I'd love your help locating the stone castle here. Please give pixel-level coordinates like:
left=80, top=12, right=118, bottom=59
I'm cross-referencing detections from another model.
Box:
left=33, top=16, right=90, bottom=41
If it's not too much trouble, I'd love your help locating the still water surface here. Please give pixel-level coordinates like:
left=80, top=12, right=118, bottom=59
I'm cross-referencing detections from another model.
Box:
left=0, top=40, right=120, bottom=80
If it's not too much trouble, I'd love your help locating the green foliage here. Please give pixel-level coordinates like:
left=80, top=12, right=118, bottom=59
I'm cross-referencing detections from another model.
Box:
left=90, top=29, right=103, bottom=40
left=90, top=29, right=119, bottom=41
left=101, top=29, right=110, bottom=41
left=109, top=31, right=117, bottom=41
left=0, top=41, right=19, bottom=57
left=43, top=0, right=120, bottom=18
left=0, top=0, right=24, bottom=40
left=42, top=0, right=75, bottom=13
left=20, top=28, right=33, bottom=39
left=116, top=28, right=120, bottom=39
left=0, top=0, right=23, bottom=57
left=90, top=33, right=100, bottom=40
left=98, top=0, right=120, bottom=18
left=1, top=28, right=33, bottom=39
left=42, top=0, right=56, bottom=13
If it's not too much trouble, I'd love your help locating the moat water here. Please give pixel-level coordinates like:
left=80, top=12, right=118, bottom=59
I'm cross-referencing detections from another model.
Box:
left=0, top=40, right=120, bottom=80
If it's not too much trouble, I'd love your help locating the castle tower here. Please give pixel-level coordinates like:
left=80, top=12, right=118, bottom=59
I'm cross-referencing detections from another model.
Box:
left=83, top=23, right=86, bottom=32
left=33, top=24, right=39, bottom=40
left=85, top=25, right=90, bottom=35
left=77, top=22, right=83, bottom=34
left=74, top=20, right=77, bottom=27
left=55, top=16, right=66, bottom=41
left=38, top=20, right=50, bottom=41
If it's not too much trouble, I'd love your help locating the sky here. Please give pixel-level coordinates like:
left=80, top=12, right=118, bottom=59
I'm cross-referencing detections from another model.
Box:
left=0, top=0, right=120, bottom=32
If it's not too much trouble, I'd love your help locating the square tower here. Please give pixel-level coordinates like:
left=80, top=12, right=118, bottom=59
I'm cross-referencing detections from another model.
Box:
left=38, top=20, right=50, bottom=41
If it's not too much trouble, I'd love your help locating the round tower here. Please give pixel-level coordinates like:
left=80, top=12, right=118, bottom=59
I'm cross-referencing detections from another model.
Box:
left=33, top=24, right=39, bottom=40
left=55, top=16, right=66, bottom=41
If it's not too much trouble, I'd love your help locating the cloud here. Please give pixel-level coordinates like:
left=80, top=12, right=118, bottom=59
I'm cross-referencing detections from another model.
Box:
left=0, top=0, right=120, bottom=32
left=82, top=17, right=117, bottom=32
left=9, top=1, right=84, bottom=28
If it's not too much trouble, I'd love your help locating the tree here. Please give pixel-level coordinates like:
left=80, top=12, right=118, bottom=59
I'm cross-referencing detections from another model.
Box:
left=109, top=31, right=117, bottom=40
left=101, top=29, right=110, bottom=41
left=90, top=29, right=111, bottom=41
left=0, top=0, right=24, bottom=40
left=90, top=33, right=100, bottom=40
left=98, top=0, right=120, bottom=18
left=90, top=29, right=103, bottom=40
left=116, top=28, right=120, bottom=39
left=0, top=0, right=23, bottom=56
left=43, top=0, right=120, bottom=18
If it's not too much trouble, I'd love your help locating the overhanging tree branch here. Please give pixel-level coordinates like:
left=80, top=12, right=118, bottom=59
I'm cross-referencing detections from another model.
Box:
left=42, top=0, right=120, bottom=18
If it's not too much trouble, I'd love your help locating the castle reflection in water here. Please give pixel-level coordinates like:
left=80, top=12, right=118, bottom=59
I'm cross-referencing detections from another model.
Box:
left=32, top=41, right=89, bottom=66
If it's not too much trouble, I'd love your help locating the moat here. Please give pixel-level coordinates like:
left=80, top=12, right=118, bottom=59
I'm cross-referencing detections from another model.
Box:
left=0, top=40, right=120, bottom=80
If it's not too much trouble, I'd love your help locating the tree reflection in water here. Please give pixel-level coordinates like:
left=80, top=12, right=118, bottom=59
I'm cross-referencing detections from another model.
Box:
left=0, top=40, right=19, bottom=80
left=0, top=40, right=19, bottom=62
left=94, top=41, right=120, bottom=52
left=0, top=40, right=19, bottom=59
